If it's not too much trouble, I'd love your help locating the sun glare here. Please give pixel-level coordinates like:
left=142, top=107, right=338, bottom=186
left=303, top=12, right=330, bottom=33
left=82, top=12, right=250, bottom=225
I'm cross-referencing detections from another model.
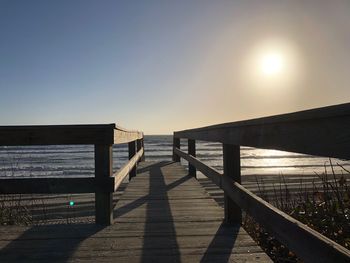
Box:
left=260, top=52, right=284, bottom=76
left=243, top=38, right=302, bottom=91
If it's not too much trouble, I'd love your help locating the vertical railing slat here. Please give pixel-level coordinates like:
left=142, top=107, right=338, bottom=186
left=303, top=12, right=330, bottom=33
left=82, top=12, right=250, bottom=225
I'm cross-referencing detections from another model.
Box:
left=223, top=144, right=242, bottom=224
left=173, top=136, right=180, bottom=162
left=140, top=137, right=145, bottom=161
left=94, top=144, right=113, bottom=225
left=136, top=139, right=142, bottom=163
left=128, top=141, right=137, bottom=179
left=188, top=139, right=196, bottom=177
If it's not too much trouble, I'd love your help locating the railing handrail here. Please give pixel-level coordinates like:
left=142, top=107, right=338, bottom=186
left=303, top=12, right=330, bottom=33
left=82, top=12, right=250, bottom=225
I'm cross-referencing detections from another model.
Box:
left=0, top=123, right=145, bottom=225
left=175, top=102, right=350, bottom=133
left=0, top=123, right=144, bottom=146
left=173, top=103, right=350, bottom=263
left=174, top=102, right=350, bottom=160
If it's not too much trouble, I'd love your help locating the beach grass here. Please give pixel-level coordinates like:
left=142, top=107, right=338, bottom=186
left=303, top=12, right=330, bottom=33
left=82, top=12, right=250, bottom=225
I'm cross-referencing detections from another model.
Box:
left=242, top=159, right=350, bottom=262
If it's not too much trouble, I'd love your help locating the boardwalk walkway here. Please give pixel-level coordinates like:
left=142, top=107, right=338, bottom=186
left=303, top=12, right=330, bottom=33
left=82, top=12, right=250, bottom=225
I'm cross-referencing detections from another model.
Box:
left=0, top=161, right=271, bottom=262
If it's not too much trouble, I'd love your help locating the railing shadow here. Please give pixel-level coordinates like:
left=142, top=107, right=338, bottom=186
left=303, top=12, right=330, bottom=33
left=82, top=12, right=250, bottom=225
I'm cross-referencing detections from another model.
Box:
left=200, top=223, right=239, bottom=262
left=114, top=161, right=192, bottom=218
left=141, top=161, right=181, bottom=262
left=0, top=224, right=104, bottom=262
left=115, top=161, right=241, bottom=261
left=115, top=161, right=190, bottom=262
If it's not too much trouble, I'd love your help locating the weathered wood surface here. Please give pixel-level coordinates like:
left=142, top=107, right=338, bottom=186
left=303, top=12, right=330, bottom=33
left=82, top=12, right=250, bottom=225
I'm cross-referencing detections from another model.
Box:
left=172, top=137, right=180, bottom=162
left=94, top=144, right=113, bottom=225
left=128, top=141, right=137, bottom=179
left=0, top=124, right=116, bottom=146
left=113, top=148, right=144, bottom=191
left=0, top=161, right=271, bottom=262
left=188, top=139, right=196, bottom=176
left=0, top=124, right=143, bottom=146
left=114, top=126, right=143, bottom=144
left=174, top=102, right=350, bottom=159
left=174, top=148, right=350, bottom=262
left=223, top=144, right=242, bottom=224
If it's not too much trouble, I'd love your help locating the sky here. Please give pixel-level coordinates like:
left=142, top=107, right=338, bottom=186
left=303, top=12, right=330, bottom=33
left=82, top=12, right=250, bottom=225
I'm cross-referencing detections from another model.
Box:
left=1, top=0, right=350, bottom=134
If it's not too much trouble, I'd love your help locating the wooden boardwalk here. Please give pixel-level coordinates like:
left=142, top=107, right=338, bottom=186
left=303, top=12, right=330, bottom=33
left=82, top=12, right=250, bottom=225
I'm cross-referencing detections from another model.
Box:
left=0, top=161, right=271, bottom=262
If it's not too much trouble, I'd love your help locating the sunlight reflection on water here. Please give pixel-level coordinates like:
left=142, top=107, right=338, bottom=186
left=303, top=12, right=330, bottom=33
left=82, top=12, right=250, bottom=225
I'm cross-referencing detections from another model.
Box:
left=0, top=136, right=348, bottom=178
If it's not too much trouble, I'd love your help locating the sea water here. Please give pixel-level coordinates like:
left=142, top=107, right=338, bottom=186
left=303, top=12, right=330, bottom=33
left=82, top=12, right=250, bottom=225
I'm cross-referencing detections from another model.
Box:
left=0, top=135, right=348, bottom=178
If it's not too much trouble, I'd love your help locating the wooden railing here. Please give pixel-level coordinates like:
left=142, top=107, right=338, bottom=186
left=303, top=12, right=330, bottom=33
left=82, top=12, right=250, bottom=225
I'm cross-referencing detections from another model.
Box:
left=0, top=124, right=144, bottom=225
left=173, top=103, right=350, bottom=263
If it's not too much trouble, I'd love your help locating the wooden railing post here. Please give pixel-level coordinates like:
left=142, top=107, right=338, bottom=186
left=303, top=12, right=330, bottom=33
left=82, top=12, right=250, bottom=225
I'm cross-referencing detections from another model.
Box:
left=223, top=144, right=242, bottom=224
left=140, top=137, right=145, bottom=162
left=188, top=139, right=196, bottom=177
left=136, top=139, right=142, bottom=163
left=173, top=136, right=180, bottom=162
left=128, top=140, right=137, bottom=179
left=94, top=144, right=113, bottom=225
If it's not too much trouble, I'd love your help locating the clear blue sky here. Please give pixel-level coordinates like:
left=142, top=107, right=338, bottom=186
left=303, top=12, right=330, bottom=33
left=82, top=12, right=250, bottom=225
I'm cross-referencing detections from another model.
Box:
left=1, top=0, right=350, bottom=134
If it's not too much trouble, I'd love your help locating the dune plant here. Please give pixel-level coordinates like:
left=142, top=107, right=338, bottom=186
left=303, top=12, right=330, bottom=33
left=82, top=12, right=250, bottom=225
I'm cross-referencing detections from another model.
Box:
left=243, top=159, right=350, bottom=262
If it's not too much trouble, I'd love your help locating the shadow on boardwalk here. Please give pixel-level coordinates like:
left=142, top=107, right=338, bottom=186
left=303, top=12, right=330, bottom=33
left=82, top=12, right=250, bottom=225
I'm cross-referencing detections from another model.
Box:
left=0, top=224, right=104, bottom=262
left=115, top=161, right=240, bottom=262
left=0, top=161, right=266, bottom=262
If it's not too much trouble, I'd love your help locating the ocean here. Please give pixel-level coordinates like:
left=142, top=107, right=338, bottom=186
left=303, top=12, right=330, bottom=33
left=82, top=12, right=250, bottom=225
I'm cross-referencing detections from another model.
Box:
left=0, top=135, right=348, bottom=178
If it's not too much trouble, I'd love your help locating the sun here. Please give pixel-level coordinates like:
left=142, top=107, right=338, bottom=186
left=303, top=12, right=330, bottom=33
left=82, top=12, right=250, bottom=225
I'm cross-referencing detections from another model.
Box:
left=259, top=52, right=284, bottom=76
left=243, top=38, right=302, bottom=92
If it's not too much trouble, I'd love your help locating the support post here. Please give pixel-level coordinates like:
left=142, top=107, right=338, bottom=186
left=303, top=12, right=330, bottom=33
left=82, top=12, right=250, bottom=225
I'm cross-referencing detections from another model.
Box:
left=94, top=144, right=113, bottom=225
left=136, top=139, right=142, bottom=163
left=128, top=140, right=136, bottom=179
left=140, top=138, right=145, bottom=161
left=223, top=144, right=242, bottom=224
left=188, top=139, right=196, bottom=177
left=173, top=136, right=180, bottom=162
left=141, top=137, right=146, bottom=162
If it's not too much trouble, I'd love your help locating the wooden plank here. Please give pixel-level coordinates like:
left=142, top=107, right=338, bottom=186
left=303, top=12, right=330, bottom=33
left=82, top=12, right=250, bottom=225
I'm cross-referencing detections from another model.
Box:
left=94, top=144, right=113, bottom=225
left=136, top=139, right=142, bottom=163
left=0, top=161, right=271, bottom=262
left=128, top=141, right=137, bottom=179
left=172, top=137, right=180, bottom=162
left=174, top=149, right=350, bottom=262
left=174, top=103, right=350, bottom=159
left=0, top=124, right=115, bottom=146
left=113, top=148, right=144, bottom=191
left=140, top=138, right=145, bottom=161
left=225, top=180, right=350, bottom=263
left=0, top=253, right=271, bottom=263
left=0, top=177, right=114, bottom=194
left=174, top=148, right=221, bottom=187
left=114, top=161, right=271, bottom=262
left=188, top=139, right=196, bottom=177
left=114, top=126, right=143, bottom=144
left=223, top=144, right=242, bottom=224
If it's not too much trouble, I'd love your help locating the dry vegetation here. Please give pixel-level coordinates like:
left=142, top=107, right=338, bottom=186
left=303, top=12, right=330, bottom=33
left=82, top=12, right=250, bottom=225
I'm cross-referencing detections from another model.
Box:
left=243, top=160, right=350, bottom=262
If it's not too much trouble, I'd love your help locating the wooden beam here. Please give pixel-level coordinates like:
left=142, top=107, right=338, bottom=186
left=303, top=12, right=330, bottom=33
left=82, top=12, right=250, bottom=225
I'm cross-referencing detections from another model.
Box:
left=223, top=144, right=241, bottom=224
left=94, top=144, right=113, bottom=225
left=0, top=124, right=115, bottom=146
left=136, top=139, right=142, bottom=163
left=114, top=126, right=143, bottom=144
left=174, top=147, right=221, bottom=186
left=140, top=138, right=145, bottom=161
left=0, top=177, right=114, bottom=194
left=173, top=147, right=350, bottom=262
left=173, top=136, right=180, bottom=162
left=188, top=139, right=196, bottom=177
left=225, top=180, right=350, bottom=263
left=113, top=148, right=144, bottom=191
left=128, top=141, right=137, bottom=179
left=174, top=103, right=350, bottom=159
